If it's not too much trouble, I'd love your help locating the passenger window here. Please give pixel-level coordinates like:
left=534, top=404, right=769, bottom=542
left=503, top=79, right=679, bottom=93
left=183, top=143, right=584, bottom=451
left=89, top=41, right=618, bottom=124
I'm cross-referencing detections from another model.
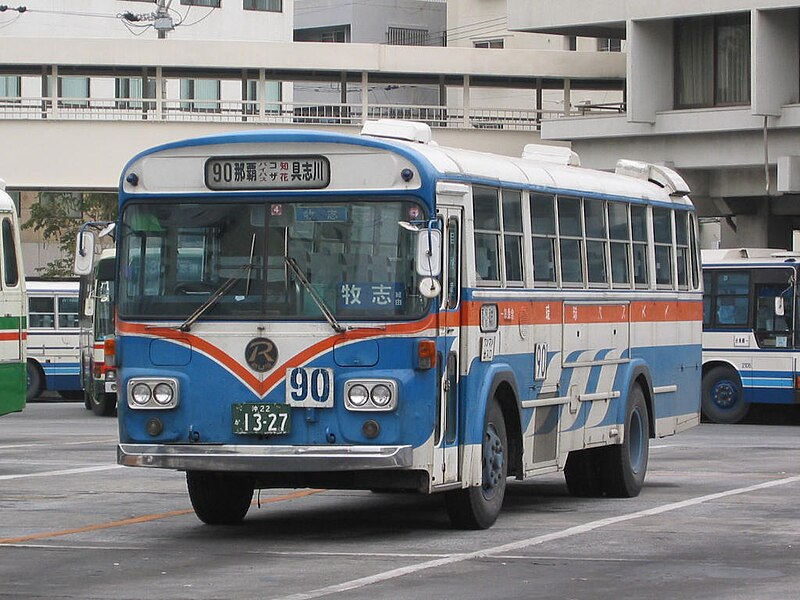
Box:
left=558, top=196, right=583, bottom=285
left=502, top=190, right=523, bottom=284
left=473, top=186, right=501, bottom=285
left=608, top=202, right=631, bottom=288
left=675, top=211, right=690, bottom=290
left=653, top=208, right=674, bottom=288
left=530, top=193, right=556, bottom=284
left=584, top=198, right=608, bottom=287
left=29, top=297, right=55, bottom=329
left=58, top=296, right=80, bottom=328
left=2, top=218, right=19, bottom=288
left=631, top=205, right=650, bottom=288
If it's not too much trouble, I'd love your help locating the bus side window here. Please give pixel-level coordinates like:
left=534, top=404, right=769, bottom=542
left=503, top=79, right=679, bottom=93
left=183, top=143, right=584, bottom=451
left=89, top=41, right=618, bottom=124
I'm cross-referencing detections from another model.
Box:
left=2, top=218, right=19, bottom=287
left=473, top=186, right=501, bottom=285
left=631, top=205, right=649, bottom=288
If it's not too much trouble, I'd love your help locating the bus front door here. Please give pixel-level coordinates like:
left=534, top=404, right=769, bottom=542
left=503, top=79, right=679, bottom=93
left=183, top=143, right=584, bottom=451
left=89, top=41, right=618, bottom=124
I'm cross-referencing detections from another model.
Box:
left=432, top=206, right=462, bottom=487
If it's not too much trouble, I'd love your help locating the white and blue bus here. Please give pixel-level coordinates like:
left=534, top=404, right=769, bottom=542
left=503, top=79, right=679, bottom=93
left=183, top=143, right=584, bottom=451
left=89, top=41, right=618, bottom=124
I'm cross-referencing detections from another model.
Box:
left=702, top=248, right=800, bottom=423
left=25, top=278, right=82, bottom=400
left=0, top=179, right=26, bottom=416
left=90, top=122, right=701, bottom=529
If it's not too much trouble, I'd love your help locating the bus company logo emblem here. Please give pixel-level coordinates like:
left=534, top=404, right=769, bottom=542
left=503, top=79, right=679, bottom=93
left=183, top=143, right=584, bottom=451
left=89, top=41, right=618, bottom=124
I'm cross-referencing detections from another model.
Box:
left=245, top=338, right=278, bottom=373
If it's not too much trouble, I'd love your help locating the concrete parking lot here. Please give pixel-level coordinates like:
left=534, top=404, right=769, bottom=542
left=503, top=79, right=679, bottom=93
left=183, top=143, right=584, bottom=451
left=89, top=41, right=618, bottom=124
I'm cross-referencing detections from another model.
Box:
left=1, top=400, right=799, bottom=600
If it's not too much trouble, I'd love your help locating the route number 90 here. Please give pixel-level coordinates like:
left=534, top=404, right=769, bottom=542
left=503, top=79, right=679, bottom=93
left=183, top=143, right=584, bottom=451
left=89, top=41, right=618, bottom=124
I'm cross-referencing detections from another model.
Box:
left=286, top=367, right=334, bottom=408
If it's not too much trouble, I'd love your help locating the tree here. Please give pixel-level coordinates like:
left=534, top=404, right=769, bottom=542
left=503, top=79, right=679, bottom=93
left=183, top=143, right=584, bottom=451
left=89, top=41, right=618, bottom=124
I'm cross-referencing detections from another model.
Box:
left=23, top=192, right=117, bottom=277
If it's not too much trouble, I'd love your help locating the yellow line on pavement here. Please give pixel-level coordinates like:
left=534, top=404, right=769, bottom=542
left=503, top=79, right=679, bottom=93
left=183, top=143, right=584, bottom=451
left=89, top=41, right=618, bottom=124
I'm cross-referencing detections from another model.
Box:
left=0, top=488, right=324, bottom=545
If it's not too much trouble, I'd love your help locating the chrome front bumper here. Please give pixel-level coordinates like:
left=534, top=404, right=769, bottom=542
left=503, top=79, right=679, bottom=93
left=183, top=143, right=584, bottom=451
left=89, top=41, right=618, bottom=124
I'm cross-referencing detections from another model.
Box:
left=117, top=443, right=413, bottom=472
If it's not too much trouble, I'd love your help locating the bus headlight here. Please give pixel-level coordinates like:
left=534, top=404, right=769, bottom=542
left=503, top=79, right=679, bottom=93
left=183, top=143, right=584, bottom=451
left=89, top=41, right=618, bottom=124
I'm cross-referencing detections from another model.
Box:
left=127, top=378, right=179, bottom=410
left=131, top=383, right=152, bottom=406
left=347, top=384, right=370, bottom=407
left=344, top=380, right=397, bottom=411
left=370, top=384, right=392, bottom=407
left=153, top=383, right=175, bottom=406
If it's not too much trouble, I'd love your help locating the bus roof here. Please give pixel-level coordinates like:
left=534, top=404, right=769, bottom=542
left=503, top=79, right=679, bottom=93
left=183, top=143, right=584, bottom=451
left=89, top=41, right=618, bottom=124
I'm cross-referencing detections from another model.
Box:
left=702, top=248, right=800, bottom=265
left=121, top=123, right=692, bottom=208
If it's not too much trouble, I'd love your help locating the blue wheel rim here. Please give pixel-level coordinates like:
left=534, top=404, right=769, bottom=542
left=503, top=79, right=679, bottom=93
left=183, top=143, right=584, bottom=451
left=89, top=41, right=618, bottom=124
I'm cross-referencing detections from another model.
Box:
left=710, top=379, right=740, bottom=410
left=629, top=407, right=645, bottom=474
left=482, top=424, right=504, bottom=500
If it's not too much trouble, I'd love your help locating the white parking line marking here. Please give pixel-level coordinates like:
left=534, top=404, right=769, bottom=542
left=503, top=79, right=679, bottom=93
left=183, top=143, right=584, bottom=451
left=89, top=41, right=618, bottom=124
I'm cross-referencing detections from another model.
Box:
left=0, top=465, right=123, bottom=481
left=272, top=474, right=800, bottom=600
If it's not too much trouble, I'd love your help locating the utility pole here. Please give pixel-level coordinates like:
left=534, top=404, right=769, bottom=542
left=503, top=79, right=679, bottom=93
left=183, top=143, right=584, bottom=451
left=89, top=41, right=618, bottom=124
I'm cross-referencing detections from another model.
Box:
left=154, top=0, right=174, bottom=39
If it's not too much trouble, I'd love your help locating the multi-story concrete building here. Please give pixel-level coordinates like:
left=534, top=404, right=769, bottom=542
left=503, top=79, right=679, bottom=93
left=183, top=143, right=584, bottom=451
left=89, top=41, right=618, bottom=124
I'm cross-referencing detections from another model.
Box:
left=0, top=1, right=624, bottom=273
left=509, top=1, right=800, bottom=249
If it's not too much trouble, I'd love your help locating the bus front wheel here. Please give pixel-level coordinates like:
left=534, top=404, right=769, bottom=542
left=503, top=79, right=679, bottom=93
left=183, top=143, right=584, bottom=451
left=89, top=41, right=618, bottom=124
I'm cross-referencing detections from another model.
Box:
left=445, top=399, right=507, bottom=530
left=186, top=471, right=254, bottom=525
left=89, top=390, right=116, bottom=417
left=702, top=366, right=748, bottom=424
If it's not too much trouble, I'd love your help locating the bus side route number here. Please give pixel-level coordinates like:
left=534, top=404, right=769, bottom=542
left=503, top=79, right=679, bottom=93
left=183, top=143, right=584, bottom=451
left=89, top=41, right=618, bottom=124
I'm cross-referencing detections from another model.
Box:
left=286, top=367, right=334, bottom=408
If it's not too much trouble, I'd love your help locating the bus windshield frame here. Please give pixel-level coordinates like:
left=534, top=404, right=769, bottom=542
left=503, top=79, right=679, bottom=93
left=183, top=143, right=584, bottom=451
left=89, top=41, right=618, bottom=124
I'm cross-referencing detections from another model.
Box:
left=117, top=196, right=432, bottom=323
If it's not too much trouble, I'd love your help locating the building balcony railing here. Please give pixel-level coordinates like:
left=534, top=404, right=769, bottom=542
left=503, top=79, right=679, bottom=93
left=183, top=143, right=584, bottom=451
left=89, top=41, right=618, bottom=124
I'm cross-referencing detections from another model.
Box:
left=0, top=96, right=625, bottom=131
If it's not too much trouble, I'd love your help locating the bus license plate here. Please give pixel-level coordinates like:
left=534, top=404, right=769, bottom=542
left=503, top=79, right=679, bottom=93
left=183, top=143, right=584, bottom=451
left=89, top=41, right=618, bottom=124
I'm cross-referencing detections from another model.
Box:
left=232, top=403, right=291, bottom=435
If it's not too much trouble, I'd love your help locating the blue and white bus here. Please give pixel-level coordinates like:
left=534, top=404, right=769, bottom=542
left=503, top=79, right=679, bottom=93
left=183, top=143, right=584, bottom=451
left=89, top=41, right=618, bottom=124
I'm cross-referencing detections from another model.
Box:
left=88, top=121, right=702, bottom=529
left=702, top=248, right=800, bottom=423
left=25, top=278, right=82, bottom=400
left=0, top=178, right=26, bottom=416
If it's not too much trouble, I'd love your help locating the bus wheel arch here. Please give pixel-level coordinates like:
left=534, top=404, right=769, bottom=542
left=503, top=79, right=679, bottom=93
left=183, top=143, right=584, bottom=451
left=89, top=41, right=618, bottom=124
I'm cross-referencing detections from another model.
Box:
left=701, top=362, right=748, bottom=424
left=492, top=379, right=523, bottom=479
left=26, top=359, right=45, bottom=401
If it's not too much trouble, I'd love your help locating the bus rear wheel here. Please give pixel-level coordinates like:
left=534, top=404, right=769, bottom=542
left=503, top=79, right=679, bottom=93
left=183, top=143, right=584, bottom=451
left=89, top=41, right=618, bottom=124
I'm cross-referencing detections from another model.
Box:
left=186, top=471, right=254, bottom=525
left=445, top=399, right=507, bottom=530
left=26, top=361, right=43, bottom=401
left=702, top=365, right=748, bottom=424
left=601, top=385, right=650, bottom=497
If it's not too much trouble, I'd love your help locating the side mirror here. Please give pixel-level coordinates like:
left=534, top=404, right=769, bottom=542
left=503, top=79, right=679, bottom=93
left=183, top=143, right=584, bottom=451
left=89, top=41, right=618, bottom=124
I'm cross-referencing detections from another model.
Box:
left=415, top=228, right=442, bottom=278
left=775, top=296, right=785, bottom=317
left=73, top=230, right=96, bottom=276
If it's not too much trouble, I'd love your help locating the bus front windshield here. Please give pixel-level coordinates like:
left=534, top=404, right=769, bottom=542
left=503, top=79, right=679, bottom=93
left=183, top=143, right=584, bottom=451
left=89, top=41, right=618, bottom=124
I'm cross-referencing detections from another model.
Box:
left=118, top=199, right=431, bottom=323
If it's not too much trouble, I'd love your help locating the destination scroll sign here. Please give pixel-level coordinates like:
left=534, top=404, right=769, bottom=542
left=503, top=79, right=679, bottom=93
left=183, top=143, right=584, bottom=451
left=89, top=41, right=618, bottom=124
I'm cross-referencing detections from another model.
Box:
left=205, top=155, right=330, bottom=190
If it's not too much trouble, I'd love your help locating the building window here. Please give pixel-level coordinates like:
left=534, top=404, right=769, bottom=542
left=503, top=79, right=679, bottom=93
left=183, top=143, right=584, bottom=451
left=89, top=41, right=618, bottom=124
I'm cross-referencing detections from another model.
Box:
left=0, top=76, right=20, bottom=102
left=474, top=39, right=504, bottom=49
left=244, top=80, right=281, bottom=114
left=115, top=77, right=156, bottom=110
left=244, top=0, right=281, bottom=11
left=387, top=27, right=429, bottom=46
left=674, top=13, right=751, bottom=108
left=57, top=76, right=90, bottom=108
left=597, top=38, right=622, bottom=52
left=181, top=0, right=221, bottom=6
left=180, top=78, right=220, bottom=112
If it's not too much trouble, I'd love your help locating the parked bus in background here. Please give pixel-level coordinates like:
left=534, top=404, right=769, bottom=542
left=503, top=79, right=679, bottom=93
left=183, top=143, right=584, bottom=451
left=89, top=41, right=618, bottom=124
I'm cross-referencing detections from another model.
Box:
left=0, top=178, right=26, bottom=416
left=85, top=122, right=702, bottom=529
left=78, top=248, right=117, bottom=416
left=702, top=248, right=800, bottom=423
left=25, top=279, right=82, bottom=401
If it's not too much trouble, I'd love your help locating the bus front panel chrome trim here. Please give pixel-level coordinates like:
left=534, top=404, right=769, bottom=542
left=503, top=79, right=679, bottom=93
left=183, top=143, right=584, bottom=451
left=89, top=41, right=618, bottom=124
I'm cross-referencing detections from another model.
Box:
left=117, top=443, right=413, bottom=472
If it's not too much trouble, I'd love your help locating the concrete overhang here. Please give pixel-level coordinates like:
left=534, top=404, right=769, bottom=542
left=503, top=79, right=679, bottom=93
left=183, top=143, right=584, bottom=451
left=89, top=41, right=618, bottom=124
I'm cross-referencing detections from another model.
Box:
left=1, top=37, right=625, bottom=86
left=507, top=0, right=800, bottom=38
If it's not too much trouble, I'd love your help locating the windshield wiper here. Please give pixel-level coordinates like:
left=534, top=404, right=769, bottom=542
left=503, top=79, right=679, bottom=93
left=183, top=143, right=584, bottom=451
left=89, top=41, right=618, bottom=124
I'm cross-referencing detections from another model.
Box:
left=284, top=255, right=345, bottom=333
left=178, top=236, right=256, bottom=332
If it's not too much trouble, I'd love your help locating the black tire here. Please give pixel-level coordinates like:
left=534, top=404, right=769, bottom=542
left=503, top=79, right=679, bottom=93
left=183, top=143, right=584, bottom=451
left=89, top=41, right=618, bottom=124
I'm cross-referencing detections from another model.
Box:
left=445, top=399, right=507, bottom=530
left=186, top=471, right=254, bottom=525
left=564, top=447, right=605, bottom=497
left=26, top=361, right=43, bottom=401
left=90, top=390, right=117, bottom=417
left=702, top=365, right=749, bottom=424
left=601, top=385, right=650, bottom=498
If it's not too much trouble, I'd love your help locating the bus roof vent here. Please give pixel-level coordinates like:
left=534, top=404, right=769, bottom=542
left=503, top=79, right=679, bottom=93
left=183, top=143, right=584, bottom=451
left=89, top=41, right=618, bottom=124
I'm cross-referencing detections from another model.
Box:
left=361, top=119, right=433, bottom=144
left=522, top=144, right=580, bottom=166
left=615, top=159, right=690, bottom=196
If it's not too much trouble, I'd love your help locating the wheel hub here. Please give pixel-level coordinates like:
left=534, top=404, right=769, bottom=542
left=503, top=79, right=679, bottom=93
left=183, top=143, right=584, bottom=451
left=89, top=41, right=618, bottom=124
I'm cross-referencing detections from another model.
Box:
left=482, top=425, right=504, bottom=497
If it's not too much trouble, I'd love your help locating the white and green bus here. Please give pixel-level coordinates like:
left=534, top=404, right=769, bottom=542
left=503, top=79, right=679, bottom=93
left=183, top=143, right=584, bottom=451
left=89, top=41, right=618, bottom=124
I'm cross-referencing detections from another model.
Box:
left=0, top=179, right=26, bottom=416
